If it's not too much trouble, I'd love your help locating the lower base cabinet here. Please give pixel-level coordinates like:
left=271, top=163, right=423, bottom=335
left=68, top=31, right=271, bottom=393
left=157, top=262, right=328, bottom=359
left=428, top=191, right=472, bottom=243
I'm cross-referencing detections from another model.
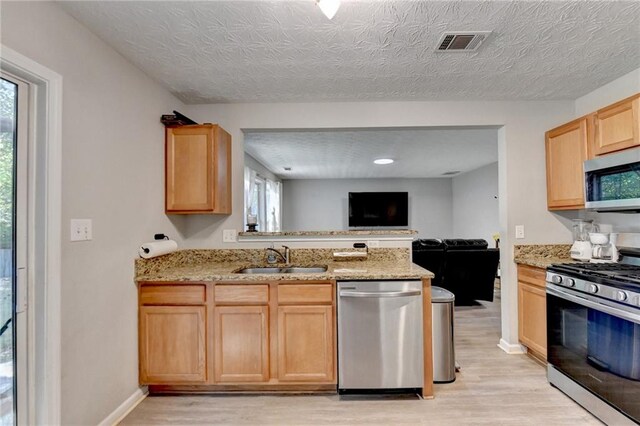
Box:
left=214, top=305, right=270, bottom=382
left=139, top=305, right=206, bottom=384
left=277, top=305, right=334, bottom=382
left=517, top=265, right=547, bottom=361
left=139, top=281, right=337, bottom=389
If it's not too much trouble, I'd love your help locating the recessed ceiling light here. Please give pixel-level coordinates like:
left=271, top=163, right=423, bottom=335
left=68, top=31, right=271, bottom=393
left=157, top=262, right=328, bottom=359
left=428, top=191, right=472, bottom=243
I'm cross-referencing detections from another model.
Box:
left=374, top=158, right=394, bottom=165
left=316, top=0, right=340, bottom=19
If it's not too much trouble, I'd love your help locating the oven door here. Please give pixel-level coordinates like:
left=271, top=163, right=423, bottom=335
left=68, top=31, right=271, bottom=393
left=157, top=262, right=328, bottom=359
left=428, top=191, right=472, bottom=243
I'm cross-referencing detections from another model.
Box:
left=547, top=284, right=640, bottom=422
left=584, top=147, right=640, bottom=212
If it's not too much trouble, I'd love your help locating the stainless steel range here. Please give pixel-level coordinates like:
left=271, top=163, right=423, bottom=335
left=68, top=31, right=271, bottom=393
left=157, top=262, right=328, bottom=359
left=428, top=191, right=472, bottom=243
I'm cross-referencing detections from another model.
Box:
left=546, top=234, right=640, bottom=425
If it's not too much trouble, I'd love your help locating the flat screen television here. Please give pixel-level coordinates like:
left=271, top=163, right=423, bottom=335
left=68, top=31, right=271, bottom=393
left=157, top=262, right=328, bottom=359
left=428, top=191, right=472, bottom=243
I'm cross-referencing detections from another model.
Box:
left=348, top=192, right=409, bottom=228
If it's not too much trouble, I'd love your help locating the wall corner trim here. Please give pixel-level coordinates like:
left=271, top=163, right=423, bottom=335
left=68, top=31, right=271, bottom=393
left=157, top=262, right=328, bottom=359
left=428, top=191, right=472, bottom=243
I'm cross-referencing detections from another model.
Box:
left=98, top=386, right=148, bottom=426
left=497, top=338, right=527, bottom=355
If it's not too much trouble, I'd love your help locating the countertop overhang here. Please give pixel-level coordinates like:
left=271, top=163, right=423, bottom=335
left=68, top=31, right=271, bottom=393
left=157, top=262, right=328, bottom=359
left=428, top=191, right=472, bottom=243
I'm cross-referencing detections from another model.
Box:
left=137, top=260, right=434, bottom=283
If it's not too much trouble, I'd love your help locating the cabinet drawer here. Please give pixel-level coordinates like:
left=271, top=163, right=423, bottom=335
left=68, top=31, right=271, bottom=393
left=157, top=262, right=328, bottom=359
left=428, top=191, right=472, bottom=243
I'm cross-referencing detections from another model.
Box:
left=140, top=285, right=206, bottom=305
left=278, top=284, right=333, bottom=305
left=215, top=285, right=269, bottom=304
left=517, top=265, right=546, bottom=288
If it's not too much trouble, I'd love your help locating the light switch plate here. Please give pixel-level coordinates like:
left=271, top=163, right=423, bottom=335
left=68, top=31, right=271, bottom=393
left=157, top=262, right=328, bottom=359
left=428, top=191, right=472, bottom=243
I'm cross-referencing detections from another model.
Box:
left=223, top=229, right=237, bottom=243
left=70, top=219, right=92, bottom=241
left=515, top=225, right=525, bottom=239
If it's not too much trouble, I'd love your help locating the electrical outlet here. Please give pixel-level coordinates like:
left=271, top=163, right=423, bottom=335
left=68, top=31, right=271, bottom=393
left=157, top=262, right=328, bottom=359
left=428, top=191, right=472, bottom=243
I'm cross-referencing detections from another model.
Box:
left=367, top=240, right=380, bottom=248
left=223, top=229, right=237, bottom=243
left=70, top=219, right=92, bottom=242
left=515, top=225, right=525, bottom=239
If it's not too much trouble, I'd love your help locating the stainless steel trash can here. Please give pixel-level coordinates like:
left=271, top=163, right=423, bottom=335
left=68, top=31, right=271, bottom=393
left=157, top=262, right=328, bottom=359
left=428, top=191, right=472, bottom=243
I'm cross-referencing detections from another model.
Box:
left=432, top=286, right=456, bottom=383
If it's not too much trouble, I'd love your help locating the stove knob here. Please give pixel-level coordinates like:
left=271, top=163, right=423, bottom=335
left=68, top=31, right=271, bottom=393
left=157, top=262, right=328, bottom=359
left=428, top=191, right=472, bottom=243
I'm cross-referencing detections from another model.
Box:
left=616, top=291, right=628, bottom=302
left=588, top=284, right=599, bottom=294
left=566, top=278, right=576, bottom=288
left=551, top=275, right=563, bottom=284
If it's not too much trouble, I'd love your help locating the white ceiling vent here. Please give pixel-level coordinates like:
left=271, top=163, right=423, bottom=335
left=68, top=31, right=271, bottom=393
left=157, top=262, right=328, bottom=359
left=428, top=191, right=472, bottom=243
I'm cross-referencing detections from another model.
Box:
left=436, top=31, right=492, bottom=52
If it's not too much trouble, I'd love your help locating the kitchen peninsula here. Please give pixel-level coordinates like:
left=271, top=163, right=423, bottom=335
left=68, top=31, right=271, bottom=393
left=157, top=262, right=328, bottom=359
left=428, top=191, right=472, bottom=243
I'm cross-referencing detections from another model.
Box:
left=136, top=247, right=435, bottom=398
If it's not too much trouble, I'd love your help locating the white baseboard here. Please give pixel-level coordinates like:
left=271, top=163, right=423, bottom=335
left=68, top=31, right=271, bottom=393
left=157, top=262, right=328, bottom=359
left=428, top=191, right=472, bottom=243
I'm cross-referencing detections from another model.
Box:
left=98, top=386, right=148, bottom=426
left=497, top=338, right=527, bottom=354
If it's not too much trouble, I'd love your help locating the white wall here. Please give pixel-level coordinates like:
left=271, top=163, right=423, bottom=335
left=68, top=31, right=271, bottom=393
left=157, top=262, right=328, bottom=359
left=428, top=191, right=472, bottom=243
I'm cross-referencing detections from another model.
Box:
left=244, top=153, right=281, bottom=182
left=282, top=178, right=453, bottom=238
left=574, top=67, right=640, bottom=233
left=452, top=162, right=499, bottom=245
left=1, top=2, right=186, bottom=424
left=575, top=68, right=640, bottom=116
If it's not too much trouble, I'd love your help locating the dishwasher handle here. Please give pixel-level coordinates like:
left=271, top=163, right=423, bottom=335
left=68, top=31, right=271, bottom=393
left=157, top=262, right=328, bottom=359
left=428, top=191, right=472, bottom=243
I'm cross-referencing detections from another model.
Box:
left=339, top=290, right=422, bottom=298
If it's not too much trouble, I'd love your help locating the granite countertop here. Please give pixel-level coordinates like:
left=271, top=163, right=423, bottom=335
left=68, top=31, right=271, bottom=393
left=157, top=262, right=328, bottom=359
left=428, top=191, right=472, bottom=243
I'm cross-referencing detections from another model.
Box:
left=237, top=230, right=418, bottom=237
left=137, top=260, right=434, bottom=283
left=513, top=244, right=573, bottom=269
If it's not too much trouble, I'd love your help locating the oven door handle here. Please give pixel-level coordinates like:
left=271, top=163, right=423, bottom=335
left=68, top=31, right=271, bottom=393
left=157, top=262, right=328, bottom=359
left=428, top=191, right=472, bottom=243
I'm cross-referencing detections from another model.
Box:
left=547, top=285, right=640, bottom=325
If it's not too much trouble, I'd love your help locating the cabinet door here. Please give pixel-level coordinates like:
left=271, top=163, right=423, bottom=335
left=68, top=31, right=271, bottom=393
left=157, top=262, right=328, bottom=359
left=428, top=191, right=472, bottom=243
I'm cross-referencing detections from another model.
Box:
left=545, top=116, right=591, bottom=210
left=139, top=306, right=206, bottom=384
left=214, top=306, right=270, bottom=382
left=277, top=305, right=335, bottom=382
left=165, top=125, right=232, bottom=214
left=594, top=95, right=640, bottom=156
left=518, top=282, right=547, bottom=359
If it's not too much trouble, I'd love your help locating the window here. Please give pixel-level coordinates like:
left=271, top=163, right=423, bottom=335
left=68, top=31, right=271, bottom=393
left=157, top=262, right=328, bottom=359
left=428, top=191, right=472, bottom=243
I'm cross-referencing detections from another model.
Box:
left=244, top=167, right=281, bottom=232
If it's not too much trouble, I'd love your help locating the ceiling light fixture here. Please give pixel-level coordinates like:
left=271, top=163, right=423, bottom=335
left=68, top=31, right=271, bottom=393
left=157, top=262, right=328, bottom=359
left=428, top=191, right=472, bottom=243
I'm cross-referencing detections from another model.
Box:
left=316, top=0, right=340, bottom=19
left=374, top=158, right=394, bottom=165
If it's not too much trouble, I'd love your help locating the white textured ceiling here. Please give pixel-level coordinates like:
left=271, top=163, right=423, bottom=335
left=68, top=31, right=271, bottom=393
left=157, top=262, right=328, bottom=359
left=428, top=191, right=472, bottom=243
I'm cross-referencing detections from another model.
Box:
left=60, top=1, right=640, bottom=103
left=244, top=127, right=498, bottom=179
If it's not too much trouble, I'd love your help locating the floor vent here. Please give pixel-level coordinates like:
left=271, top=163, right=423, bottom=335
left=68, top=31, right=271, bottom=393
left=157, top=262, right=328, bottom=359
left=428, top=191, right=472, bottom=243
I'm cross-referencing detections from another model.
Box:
left=436, top=32, right=492, bottom=52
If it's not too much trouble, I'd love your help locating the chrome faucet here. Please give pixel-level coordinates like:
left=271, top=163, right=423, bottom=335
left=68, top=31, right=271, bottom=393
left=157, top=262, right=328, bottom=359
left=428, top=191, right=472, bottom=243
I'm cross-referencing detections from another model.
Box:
left=266, top=244, right=290, bottom=264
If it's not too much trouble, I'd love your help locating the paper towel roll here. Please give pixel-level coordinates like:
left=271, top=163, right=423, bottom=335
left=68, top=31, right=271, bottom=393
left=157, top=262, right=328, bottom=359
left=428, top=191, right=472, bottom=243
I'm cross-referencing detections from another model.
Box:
left=139, top=240, right=178, bottom=259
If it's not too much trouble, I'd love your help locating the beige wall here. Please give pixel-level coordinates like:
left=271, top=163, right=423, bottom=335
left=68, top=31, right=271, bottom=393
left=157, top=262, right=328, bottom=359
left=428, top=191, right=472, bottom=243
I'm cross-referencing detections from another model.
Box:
left=1, top=2, right=185, bottom=424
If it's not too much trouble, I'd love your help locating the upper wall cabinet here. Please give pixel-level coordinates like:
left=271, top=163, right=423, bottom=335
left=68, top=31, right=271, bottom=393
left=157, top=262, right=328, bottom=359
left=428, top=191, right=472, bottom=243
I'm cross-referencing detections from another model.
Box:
left=166, top=124, right=232, bottom=214
left=593, top=94, right=640, bottom=156
left=545, top=115, right=593, bottom=210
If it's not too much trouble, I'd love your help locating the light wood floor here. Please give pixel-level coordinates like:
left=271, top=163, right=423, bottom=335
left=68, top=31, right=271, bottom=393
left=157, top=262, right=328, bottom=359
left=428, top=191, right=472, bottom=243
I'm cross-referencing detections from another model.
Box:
left=121, top=293, right=601, bottom=425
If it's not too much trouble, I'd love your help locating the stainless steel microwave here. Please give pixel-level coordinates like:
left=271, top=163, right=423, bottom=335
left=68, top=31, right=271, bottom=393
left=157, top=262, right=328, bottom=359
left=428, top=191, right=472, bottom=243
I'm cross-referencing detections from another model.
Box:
left=584, top=147, right=640, bottom=212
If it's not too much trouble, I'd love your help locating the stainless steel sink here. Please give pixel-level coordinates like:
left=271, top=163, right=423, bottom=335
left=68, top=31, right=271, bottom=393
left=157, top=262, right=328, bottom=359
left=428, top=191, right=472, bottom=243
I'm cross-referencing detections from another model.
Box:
left=235, top=266, right=328, bottom=274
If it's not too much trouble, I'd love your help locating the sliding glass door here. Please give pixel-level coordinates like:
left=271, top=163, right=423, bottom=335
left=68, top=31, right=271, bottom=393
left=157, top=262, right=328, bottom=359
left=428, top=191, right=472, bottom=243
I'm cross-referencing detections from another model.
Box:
left=0, top=72, right=27, bottom=426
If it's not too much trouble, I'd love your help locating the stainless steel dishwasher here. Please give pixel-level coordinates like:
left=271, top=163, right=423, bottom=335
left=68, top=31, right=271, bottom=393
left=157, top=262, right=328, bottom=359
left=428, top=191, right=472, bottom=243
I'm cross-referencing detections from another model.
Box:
left=337, top=280, right=423, bottom=392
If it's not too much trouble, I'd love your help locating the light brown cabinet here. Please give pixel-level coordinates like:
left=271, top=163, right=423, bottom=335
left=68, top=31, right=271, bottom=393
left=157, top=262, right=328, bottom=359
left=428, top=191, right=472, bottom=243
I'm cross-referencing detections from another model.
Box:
left=165, top=124, right=231, bottom=214
left=517, top=265, right=547, bottom=361
left=545, top=93, right=640, bottom=210
left=594, top=94, right=640, bottom=156
left=545, top=116, right=593, bottom=210
left=214, top=305, right=270, bottom=382
left=277, top=305, right=334, bottom=382
left=139, top=281, right=336, bottom=391
left=139, top=305, right=207, bottom=384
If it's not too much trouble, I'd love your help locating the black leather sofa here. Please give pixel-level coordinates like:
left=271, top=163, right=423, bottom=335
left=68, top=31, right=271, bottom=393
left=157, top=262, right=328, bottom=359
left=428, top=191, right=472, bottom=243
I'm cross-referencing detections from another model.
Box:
left=412, top=239, right=499, bottom=304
